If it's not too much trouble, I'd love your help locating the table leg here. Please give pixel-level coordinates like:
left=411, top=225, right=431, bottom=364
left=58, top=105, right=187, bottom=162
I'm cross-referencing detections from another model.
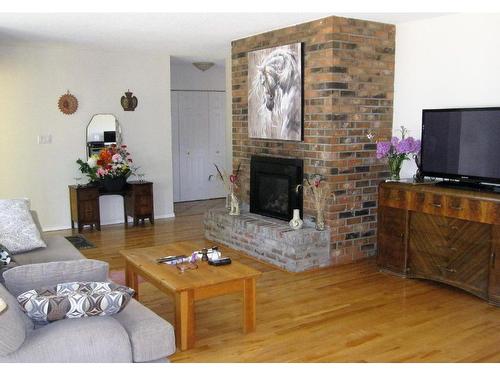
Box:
left=243, top=278, right=256, bottom=333
left=125, top=263, right=139, bottom=301
left=175, top=290, right=195, bottom=351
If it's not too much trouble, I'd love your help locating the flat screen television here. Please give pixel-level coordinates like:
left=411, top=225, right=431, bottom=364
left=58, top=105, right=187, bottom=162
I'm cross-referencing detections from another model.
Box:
left=421, top=107, right=500, bottom=187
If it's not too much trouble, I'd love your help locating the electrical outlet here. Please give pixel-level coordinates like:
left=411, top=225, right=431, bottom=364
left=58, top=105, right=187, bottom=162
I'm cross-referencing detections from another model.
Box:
left=37, top=134, right=52, bottom=144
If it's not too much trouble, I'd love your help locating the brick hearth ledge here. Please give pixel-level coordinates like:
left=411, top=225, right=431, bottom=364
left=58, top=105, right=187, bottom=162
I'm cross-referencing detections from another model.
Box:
left=204, top=208, right=331, bottom=272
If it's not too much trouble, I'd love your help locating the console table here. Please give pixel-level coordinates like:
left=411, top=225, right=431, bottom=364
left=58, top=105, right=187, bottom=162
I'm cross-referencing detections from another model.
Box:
left=377, top=181, right=500, bottom=306
left=69, top=181, right=154, bottom=232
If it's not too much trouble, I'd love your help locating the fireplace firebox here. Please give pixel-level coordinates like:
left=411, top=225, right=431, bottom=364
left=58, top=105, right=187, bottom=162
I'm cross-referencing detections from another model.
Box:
left=250, top=155, right=303, bottom=221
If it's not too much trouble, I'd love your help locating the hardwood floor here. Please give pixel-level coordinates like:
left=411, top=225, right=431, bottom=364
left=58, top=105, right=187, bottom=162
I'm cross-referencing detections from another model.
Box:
left=49, top=199, right=500, bottom=362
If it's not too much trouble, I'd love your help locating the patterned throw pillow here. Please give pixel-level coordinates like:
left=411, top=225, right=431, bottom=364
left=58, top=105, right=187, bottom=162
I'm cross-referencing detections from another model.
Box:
left=0, top=199, right=46, bottom=254
left=17, top=282, right=134, bottom=323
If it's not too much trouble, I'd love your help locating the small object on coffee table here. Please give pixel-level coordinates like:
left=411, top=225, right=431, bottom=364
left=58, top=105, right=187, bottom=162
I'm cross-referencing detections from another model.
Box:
left=176, top=262, right=198, bottom=273
left=156, top=255, right=187, bottom=264
left=201, top=248, right=209, bottom=262
left=208, top=257, right=232, bottom=266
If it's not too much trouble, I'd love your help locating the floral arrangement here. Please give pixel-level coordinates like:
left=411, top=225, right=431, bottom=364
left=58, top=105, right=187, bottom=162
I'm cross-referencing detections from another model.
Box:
left=298, top=174, right=333, bottom=231
left=214, top=163, right=241, bottom=193
left=77, top=144, right=133, bottom=182
left=214, top=163, right=241, bottom=215
left=376, top=126, right=421, bottom=180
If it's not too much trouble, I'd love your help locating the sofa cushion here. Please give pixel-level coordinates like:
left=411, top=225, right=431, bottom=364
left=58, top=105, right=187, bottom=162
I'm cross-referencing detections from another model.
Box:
left=0, top=284, right=27, bottom=357
left=13, top=236, right=85, bottom=266
left=3, top=259, right=108, bottom=297
left=1, top=316, right=133, bottom=362
left=0, top=199, right=46, bottom=254
left=113, top=298, right=176, bottom=362
left=17, top=282, right=134, bottom=323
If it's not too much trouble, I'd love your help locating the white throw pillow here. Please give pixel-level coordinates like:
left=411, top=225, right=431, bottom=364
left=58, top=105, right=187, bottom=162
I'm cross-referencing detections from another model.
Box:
left=0, top=199, right=46, bottom=254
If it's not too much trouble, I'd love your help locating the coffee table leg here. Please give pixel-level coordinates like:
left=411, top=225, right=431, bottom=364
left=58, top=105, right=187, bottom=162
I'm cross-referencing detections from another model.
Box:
left=125, top=263, right=139, bottom=301
left=243, top=278, right=256, bottom=333
left=175, top=290, right=195, bottom=351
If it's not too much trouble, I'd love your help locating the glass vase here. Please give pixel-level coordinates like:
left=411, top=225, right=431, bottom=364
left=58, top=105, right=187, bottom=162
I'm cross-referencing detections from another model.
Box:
left=315, top=208, right=326, bottom=231
left=388, top=156, right=404, bottom=181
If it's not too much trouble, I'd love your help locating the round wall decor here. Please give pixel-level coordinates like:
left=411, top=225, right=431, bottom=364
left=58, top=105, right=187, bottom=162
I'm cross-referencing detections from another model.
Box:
left=58, top=91, right=78, bottom=115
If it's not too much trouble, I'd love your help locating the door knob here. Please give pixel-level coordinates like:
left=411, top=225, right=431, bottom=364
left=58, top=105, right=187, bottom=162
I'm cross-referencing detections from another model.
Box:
left=186, top=152, right=190, bottom=155
left=216, top=150, right=220, bottom=154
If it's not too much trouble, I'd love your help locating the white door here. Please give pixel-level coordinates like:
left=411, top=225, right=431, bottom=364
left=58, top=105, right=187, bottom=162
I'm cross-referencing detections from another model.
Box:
left=178, top=91, right=210, bottom=201
left=171, top=92, right=181, bottom=202
left=207, top=91, right=227, bottom=199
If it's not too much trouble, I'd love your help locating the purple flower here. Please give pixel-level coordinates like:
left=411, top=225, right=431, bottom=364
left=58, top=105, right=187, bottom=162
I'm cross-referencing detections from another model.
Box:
left=396, top=137, right=417, bottom=154
left=414, top=139, right=421, bottom=154
left=391, top=137, right=400, bottom=147
left=376, top=141, right=391, bottom=159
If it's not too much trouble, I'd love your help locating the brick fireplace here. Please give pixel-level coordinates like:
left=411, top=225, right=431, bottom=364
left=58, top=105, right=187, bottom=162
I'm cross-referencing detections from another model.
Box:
left=231, top=16, right=395, bottom=266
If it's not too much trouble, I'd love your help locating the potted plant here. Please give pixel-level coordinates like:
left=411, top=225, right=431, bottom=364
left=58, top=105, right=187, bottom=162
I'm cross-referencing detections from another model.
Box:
left=376, top=126, right=421, bottom=181
left=77, top=145, right=133, bottom=192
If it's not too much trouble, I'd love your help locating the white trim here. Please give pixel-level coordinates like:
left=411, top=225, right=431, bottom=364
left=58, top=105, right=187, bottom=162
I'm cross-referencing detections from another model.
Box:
left=42, top=212, right=176, bottom=232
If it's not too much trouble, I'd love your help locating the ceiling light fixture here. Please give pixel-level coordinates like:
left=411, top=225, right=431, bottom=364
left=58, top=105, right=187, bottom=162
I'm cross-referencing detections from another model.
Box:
left=192, top=62, right=215, bottom=72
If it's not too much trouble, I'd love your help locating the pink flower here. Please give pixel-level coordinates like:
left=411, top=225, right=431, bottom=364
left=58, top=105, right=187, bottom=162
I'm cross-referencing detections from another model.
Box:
left=112, top=154, right=123, bottom=163
left=96, top=168, right=108, bottom=177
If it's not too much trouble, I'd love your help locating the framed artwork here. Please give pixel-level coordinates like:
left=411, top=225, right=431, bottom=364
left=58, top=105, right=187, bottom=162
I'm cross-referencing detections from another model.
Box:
left=248, top=42, right=303, bottom=141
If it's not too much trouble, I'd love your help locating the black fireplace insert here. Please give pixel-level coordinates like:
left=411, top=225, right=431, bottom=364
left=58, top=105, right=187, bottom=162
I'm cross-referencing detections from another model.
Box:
left=250, top=155, right=303, bottom=221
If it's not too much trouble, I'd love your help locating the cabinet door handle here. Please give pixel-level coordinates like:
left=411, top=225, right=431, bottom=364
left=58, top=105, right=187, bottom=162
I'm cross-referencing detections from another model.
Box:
left=449, top=205, right=463, bottom=211
left=492, top=252, right=496, bottom=269
left=431, top=203, right=442, bottom=208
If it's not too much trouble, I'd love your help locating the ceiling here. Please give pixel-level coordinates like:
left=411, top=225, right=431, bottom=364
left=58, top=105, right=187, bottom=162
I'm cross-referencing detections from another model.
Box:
left=0, top=13, right=449, bottom=62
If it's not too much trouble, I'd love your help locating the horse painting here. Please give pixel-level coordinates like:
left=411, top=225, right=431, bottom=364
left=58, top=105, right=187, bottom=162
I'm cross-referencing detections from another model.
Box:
left=248, top=43, right=302, bottom=141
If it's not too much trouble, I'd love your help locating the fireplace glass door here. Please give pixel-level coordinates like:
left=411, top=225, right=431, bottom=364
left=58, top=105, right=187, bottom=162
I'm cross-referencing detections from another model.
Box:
left=250, top=156, right=303, bottom=221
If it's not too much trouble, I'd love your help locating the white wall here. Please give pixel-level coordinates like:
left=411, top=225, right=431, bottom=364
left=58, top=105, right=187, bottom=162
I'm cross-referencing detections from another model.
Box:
left=393, top=13, right=500, bottom=178
left=170, top=62, right=226, bottom=91
left=0, top=44, right=174, bottom=230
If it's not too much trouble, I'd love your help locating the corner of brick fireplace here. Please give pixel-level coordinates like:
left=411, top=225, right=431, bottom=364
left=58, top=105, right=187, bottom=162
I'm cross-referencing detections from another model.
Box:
left=231, top=15, right=395, bottom=267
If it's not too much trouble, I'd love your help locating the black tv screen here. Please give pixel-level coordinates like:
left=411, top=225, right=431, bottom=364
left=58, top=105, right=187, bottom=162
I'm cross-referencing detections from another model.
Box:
left=421, top=107, right=500, bottom=183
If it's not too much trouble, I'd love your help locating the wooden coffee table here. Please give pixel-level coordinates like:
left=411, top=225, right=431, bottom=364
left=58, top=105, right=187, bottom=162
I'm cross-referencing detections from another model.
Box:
left=120, top=240, right=261, bottom=351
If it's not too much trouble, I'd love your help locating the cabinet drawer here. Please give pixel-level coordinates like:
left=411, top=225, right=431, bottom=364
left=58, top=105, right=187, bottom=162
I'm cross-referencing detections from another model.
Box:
left=411, top=192, right=446, bottom=216
left=379, top=186, right=409, bottom=209
left=77, top=188, right=99, bottom=200
left=131, top=184, right=152, bottom=196
left=444, top=196, right=492, bottom=223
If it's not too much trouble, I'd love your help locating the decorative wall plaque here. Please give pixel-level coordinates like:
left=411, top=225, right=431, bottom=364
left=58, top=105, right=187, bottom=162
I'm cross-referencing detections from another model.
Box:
left=58, top=91, right=78, bottom=115
left=121, top=90, right=138, bottom=111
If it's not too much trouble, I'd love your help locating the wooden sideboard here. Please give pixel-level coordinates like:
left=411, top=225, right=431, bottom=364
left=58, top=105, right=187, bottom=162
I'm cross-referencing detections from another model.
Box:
left=377, top=181, right=500, bottom=306
left=69, top=181, right=154, bottom=232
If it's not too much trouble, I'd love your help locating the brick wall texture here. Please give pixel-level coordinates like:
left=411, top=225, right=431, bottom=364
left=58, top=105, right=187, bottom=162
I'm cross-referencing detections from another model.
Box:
left=231, top=16, right=395, bottom=266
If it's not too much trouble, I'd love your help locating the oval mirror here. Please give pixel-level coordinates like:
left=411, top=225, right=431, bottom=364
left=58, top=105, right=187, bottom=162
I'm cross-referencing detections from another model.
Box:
left=86, top=114, right=122, bottom=158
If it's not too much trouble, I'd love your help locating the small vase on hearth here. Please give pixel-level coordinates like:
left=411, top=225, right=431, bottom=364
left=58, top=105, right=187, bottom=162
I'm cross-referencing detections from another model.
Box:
left=289, top=209, right=303, bottom=230
left=315, top=208, right=326, bottom=231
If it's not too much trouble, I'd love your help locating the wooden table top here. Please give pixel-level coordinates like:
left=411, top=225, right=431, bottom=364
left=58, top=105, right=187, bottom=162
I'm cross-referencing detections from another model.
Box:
left=120, top=240, right=262, bottom=292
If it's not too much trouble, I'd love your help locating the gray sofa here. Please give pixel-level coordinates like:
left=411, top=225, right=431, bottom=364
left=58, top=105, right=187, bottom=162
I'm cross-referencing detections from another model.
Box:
left=0, top=212, right=176, bottom=363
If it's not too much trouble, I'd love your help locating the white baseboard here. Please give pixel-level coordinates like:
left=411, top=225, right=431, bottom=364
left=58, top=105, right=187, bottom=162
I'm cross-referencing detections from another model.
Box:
left=43, top=212, right=176, bottom=232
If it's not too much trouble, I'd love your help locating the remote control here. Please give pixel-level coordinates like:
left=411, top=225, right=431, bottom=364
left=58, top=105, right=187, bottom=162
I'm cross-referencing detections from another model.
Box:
left=208, top=257, right=232, bottom=266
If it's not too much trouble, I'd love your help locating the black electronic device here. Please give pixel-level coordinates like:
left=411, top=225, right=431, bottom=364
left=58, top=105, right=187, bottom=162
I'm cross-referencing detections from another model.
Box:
left=421, top=107, right=500, bottom=190
left=208, top=257, right=232, bottom=266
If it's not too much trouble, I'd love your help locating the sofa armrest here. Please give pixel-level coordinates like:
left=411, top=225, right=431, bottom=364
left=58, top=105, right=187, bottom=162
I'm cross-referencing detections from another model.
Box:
left=3, top=259, right=109, bottom=296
